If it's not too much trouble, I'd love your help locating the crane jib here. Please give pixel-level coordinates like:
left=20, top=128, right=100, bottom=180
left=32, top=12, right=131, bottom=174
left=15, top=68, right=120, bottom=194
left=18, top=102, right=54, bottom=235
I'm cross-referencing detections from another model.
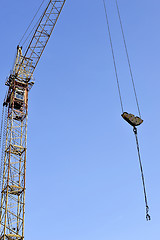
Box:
left=17, top=0, right=66, bottom=81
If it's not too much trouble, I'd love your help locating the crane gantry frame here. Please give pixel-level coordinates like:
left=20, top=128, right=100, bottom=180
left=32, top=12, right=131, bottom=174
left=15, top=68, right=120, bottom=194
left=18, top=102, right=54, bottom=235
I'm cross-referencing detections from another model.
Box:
left=0, top=1, right=66, bottom=239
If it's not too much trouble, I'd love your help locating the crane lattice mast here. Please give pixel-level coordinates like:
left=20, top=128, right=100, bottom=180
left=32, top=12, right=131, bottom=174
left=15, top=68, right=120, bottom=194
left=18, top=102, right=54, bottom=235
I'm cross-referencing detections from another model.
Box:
left=0, top=1, right=66, bottom=239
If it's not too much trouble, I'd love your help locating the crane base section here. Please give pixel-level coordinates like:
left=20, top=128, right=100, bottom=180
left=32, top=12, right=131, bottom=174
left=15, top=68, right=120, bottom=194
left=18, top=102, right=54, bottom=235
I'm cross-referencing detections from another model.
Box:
left=121, top=112, right=143, bottom=127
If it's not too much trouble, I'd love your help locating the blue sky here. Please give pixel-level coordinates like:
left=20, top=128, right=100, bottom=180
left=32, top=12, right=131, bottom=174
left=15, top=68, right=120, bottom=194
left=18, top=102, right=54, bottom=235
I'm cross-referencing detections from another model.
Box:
left=0, top=0, right=160, bottom=239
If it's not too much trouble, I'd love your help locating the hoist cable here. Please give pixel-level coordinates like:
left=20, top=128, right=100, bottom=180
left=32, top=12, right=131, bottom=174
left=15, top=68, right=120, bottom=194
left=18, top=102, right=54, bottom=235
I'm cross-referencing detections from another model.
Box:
left=102, top=0, right=124, bottom=113
left=0, top=105, right=4, bottom=191
left=133, top=127, right=151, bottom=221
left=22, top=15, right=43, bottom=50
left=0, top=105, right=4, bottom=149
left=0, top=105, right=7, bottom=193
left=102, top=0, right=150, bottom=221
left=115, top=0, right=141, bottom=118
left=19, top=0, right=46, bottom=46
left=115, top=1, right=150, bottom=220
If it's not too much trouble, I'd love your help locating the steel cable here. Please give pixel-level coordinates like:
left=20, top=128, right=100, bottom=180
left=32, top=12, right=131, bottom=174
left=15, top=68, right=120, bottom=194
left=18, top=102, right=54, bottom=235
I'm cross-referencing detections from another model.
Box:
left=19, top=0, right=46, bottom=46
left=133, top=127, right=151, bottom=220
left=115, top=0, right=141, bottom=118
left=102, top=0, right=124, bottom=113
left=0, top=105, right=4, bottom=192
left=22, top=13, right=44, bottom=51
left=0, top=105, right=4, bottom=149
left=102, top=0, right=150, bottom=221
left=0, top=105, right=7, bottom=193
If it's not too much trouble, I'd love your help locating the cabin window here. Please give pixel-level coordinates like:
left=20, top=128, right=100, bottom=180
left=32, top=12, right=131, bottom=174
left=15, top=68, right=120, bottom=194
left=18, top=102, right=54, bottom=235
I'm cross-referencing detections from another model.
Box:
left=15, top=89, right=24, bottom=101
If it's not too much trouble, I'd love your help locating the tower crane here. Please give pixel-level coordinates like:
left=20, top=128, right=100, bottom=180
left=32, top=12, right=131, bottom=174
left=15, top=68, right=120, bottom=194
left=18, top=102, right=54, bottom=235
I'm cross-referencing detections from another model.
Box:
left=0, top=1, right=151, bottom=239
left=0, top=1, right=66, bottom=239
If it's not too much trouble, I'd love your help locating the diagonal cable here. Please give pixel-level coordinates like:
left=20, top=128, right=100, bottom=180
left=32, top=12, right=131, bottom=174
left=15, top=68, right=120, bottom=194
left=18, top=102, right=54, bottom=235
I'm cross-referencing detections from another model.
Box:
left=115, top=0, right=141, bottom=118
left=102, top=0, right=124, bottom=113
left=19, top=0, right=46, bottom=46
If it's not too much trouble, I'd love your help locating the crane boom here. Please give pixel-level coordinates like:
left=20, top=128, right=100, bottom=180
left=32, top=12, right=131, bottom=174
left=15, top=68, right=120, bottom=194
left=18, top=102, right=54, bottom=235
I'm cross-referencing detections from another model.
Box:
left=0, top=1, right=66, bottom=239
left=17, top=0, right=66, bottom=79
